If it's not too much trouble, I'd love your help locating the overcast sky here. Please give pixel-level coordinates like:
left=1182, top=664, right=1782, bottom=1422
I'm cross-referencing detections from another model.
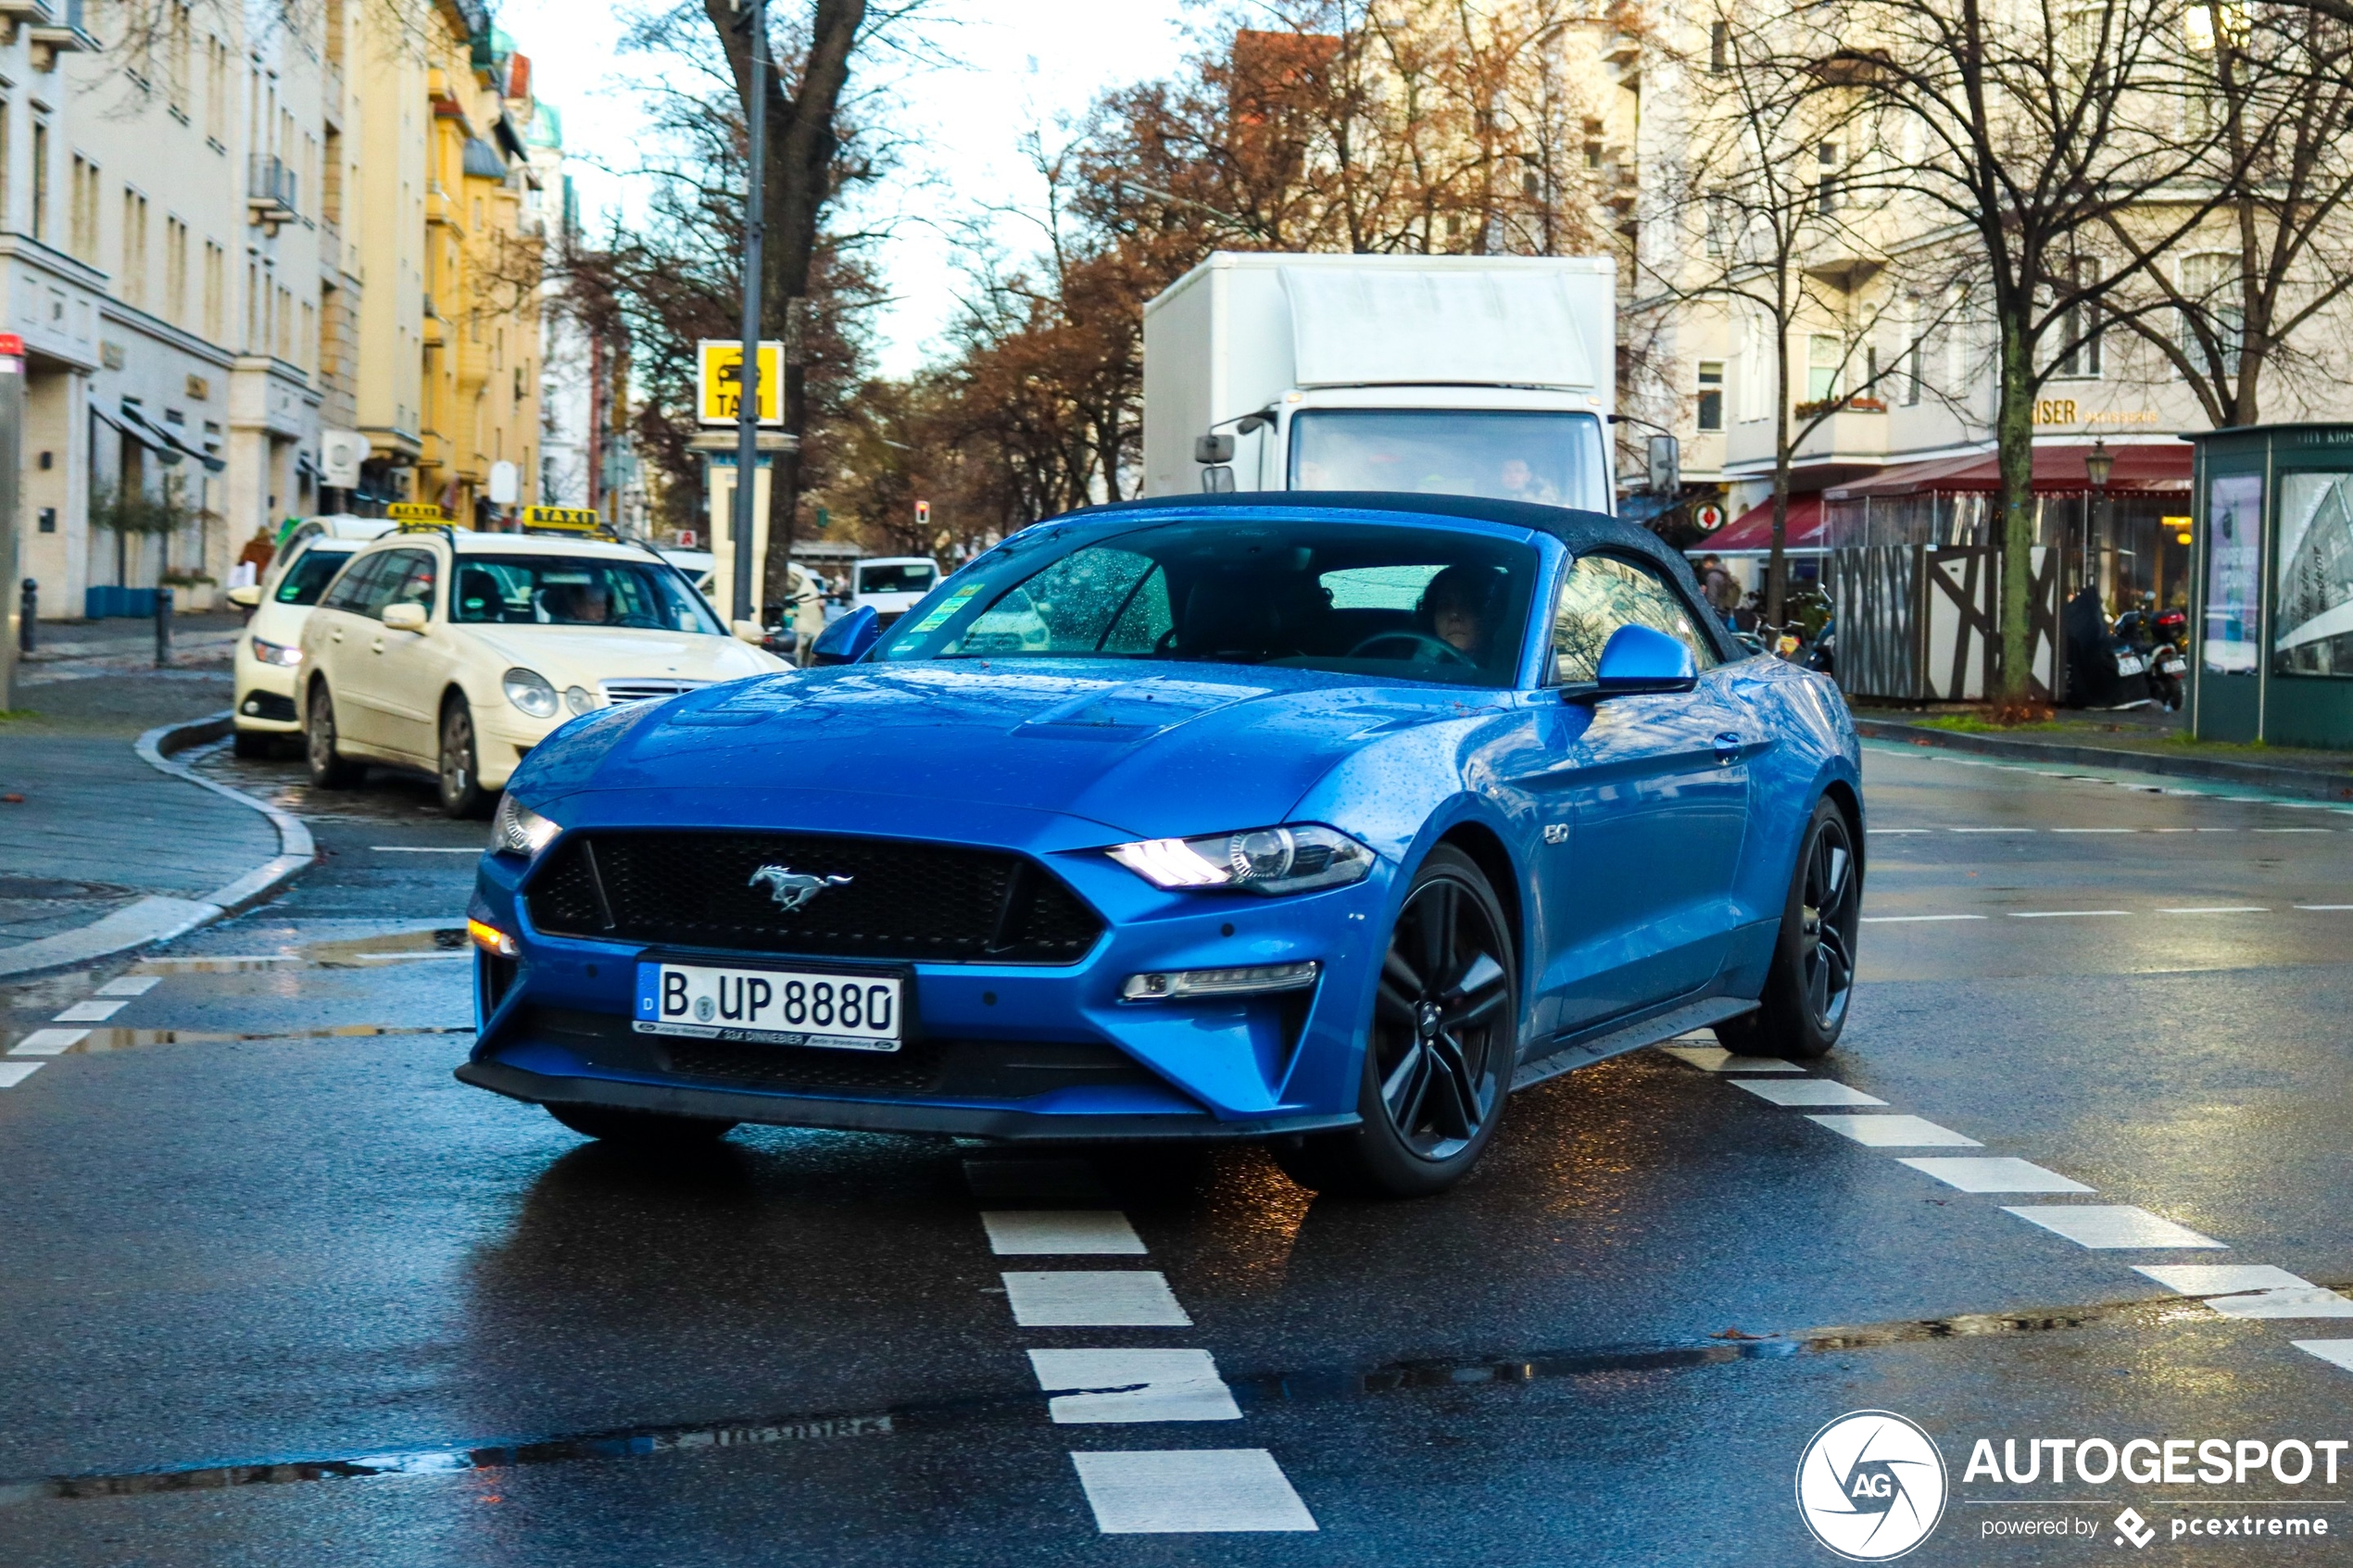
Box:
left=495, top=1, right=1197, bottom=378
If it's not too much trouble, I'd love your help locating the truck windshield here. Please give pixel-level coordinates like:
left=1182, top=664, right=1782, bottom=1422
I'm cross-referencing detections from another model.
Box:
left=874, top=519, right=1536, bottom=688
left=1289, top=408, right=1608, bottom=511
left=859, top=561, right=937, bottom=595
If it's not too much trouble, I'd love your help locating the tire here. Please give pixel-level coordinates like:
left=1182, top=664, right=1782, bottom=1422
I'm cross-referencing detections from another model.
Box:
left=438, top=695, right=490, bottom=819
left=1271, top=845, right=1516, bottom=1198
left=546, top=1103, right=737, bottom=1148
left=232, top=728, right=279, bottom=759
left=304, top=683, right=363, bottom=788
left=1716, top=796, right=1860, bottom=1061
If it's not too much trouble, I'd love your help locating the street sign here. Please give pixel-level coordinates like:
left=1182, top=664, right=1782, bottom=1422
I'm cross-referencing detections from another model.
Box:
left=698, top=340, right=785, bottom=426
left=487, top=459, right=520, bottom=505
left=1696, top=503, right=1725, bottom=531
left=319, top=430, right=368, bottom=487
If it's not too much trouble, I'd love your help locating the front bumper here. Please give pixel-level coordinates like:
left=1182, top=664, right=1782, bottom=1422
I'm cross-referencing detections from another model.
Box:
left=233, top=650, right=301, bottom=732
left=460, top=800, right=1390, bottom=1139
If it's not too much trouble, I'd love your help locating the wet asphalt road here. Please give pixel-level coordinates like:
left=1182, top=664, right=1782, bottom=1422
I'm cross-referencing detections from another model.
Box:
left=2, top=742, right=2352, bottom=1566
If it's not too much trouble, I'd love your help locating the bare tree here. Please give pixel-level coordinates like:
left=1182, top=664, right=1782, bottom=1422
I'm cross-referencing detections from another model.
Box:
left=1826, top=0, right=2233, bottom=714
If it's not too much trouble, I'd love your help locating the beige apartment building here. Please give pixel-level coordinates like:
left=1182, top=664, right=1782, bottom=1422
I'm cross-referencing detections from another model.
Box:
left=0, top=0, right=552, bottom=619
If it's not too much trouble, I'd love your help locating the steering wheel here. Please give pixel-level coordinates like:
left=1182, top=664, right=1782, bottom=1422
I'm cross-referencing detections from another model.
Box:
left=1346, top=631, right=1477, bottom=668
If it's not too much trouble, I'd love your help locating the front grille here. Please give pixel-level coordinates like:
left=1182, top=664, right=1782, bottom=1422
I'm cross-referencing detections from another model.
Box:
left=526, top=831, right=1105, bottom=964
left=601, top=678, right=706, bottom=705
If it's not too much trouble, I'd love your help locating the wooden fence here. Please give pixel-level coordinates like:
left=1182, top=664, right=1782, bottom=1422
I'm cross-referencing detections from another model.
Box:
left=1828, top=546, right=2059, bottom=701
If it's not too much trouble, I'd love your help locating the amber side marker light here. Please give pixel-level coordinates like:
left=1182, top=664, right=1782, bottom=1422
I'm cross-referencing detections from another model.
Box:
left=468, top=919, right=520, bottom=959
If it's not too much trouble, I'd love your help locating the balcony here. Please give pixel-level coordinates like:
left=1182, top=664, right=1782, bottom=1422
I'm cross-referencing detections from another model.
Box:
left=247, top=155, right=298, bottom=233
left=14, top=0, right=94, bottom=69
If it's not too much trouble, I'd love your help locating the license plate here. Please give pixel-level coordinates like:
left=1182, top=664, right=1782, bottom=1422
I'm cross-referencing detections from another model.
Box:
left=2161, top=659, right=2187, bottom=674
left=2115, top=655, right=2145, bottom=675
left=633, top=960, right=904, bottom=1050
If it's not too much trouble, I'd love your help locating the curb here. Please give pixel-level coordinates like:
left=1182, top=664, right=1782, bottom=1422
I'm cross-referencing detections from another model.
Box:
left=1852, top=718, right=2353, bottom=805
left=0, top=711, right=316, bottom=982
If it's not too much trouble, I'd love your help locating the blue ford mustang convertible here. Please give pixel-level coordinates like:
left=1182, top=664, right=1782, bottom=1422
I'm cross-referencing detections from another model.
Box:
left=460, top=493, right=1862, bottom=1196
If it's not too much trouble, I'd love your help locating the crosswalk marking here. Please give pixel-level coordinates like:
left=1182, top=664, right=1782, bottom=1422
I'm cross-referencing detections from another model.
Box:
left=1029, top=1349, right=1241, bottom=1424
left=1002, top=1271, right=1191, bottom=1327
left=1070, top=1449, right=1316, bottom=1533
left=982, top=1210, right=1148, bottom=1256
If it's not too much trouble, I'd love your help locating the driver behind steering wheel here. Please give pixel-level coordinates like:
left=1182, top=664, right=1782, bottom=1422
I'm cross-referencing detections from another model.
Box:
left=1418, top=563, right=1507, bottom=665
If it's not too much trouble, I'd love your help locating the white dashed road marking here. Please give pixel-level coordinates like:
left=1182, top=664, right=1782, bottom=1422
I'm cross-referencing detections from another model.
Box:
left=370, top=846, right=484, bottom=853
left=1070, top=1449, right=1317, bottom=1534
left=53, top=999, right=128, bottom=1022
left=1002, top=1271, right=1192, bottom=1327
left=2050, top=828, right=2135, bottom=834
left=2137, top=1264, right=2311, bottom=1296
left=0, top=1061, right=43, bottom=1088
left=1658, top=1045, right=1803, bottom=1073
left=1806, top=1114, right=1982, bottom=1148
left=982, top=1210, right=1148, bottom=1256
left=94, top=975, right=162, bottom=997
left=1861, top=914, right=1988, bottom=924
left=1898, top=1157, right=2094, bottom=1195
left=7, top=1029, right=87, bottom=1056
left=2291, top=1342, right=2353, bottom=1374
left=1028, top=1349, right=1242, bottom=1424
left=1732, top=1079, right=1888, bottom=1108
left=2157, top=906, right=2268, bottom=916
left=2009, top=909, right=2131, bottom=919
left=2001, top=1206, right=2226, bottom=1249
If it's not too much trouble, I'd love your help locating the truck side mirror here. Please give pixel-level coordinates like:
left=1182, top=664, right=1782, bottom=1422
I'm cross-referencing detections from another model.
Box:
left=1200, top=466, right=1236, bottom=494
left=1194, top=433, right=1235, bottom=464
left=1647, top=433, right=1681, bottom=496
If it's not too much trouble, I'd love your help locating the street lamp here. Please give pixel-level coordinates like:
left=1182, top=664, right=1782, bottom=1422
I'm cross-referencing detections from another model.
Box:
left=2083, top=437, right=2113, bottom=602
left=730, top=0, right=769, bottom=627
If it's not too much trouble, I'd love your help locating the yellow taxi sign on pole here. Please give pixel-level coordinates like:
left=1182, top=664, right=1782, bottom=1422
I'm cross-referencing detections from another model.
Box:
left=698, top=340, right=785, bottom=426
left=387, top=501, right=454, bottom=529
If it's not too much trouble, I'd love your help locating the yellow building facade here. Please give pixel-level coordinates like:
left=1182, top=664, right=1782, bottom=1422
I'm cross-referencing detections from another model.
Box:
left=351, top=0, right=549, bottom=522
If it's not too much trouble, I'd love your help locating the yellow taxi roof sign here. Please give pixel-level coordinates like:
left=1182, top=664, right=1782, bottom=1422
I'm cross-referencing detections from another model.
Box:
left=388, top=501, right=449, bottom=522
left=519, top=506, right=603, bottom=531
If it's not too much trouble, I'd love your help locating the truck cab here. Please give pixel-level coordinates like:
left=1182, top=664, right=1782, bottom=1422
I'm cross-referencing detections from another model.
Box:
left=1142, top=253, right=1617, bottom=508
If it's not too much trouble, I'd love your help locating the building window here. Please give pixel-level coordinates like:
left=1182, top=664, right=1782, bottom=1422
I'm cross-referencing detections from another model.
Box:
left=2179, top=252, right=2241, bottom=374
left=2055, top=258, right=2104, bottom=379
left=121, top=189, right=149, bottom=308
left=1904, top=307, right=1925, bottom=406
left=203, top=241, right=224, bottom=339
left=1739, top=314, right=1768, bottom=421
left=207, top=37, right=227, bottom=144
left=69, top=156, right=98, bottom=260
left=1807, top=333, right=1843, bottom=402
left=165, top=217, right=188, bottom=324
left=29, top=120, right=46, bottom=243
left=1697, top=361, right=1724, bottom=431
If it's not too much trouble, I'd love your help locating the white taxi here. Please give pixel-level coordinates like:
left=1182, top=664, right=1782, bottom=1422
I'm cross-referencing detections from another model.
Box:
left=296, top=523, right=786, bottom=816
left=226, top=532, right=384, bottom=757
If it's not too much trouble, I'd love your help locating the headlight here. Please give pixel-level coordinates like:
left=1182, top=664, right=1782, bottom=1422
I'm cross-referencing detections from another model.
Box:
left=490, top=792, right=561, bottom=856
left=502, top=667, right=560, bottom=719
left=563, top=684, right=598, bottom=715
left=250, top=637, right=303, bottom=668
left=1107, top=823, right=1374, bottom=895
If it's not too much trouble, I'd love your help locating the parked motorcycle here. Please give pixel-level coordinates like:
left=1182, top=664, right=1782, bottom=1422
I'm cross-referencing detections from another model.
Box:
left=2062, top=586, right=2154, bottom=709
left=2112, top=599, right=2188, bottom=711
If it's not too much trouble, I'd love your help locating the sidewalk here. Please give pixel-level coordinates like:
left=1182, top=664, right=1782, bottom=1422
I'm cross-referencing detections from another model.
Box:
left=1849, top=702, right=2353, bottom=804
left=0, top=617, right=311, bottom=977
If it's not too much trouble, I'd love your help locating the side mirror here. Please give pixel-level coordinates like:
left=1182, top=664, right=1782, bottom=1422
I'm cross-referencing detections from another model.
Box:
left=1592, top=623, right=1697, bottom=696
left=1200, top=465, right=1236, bottom=494
left=226, top=583, right=262, bottom=608
left=810, top=604, right=880, bottom=666
left=1194, top=433, right=1235, bottom=464
left=381, top=601, right=428, bottom=633
left=731, top=618, right=767, bottom=645
left=1647, top=433, right=1681, bottom=496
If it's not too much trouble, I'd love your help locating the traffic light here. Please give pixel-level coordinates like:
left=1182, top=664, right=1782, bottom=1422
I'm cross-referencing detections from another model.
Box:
left=915, top=499, right=931, bottom=528
left=814, top=505, right=830, bottom=533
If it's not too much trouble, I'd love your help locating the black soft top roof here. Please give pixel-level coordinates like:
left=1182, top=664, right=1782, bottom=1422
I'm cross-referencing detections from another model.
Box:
left=1056, top=490, right=1738, bottom=661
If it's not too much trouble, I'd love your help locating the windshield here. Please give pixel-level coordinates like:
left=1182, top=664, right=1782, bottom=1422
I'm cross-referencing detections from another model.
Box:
left=1289, top=408, right=1608, bottom=511
left=859, top=560, right=937, bottom=595
left=451, top=555, right=723, bottom=633
left=875, top=520, right=1536, bottom=688
left=273, top=547, right=355, bottom=606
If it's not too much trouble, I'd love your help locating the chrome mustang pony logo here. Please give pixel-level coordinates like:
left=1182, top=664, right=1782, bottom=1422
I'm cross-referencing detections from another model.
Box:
left=749, top=864, right=853, bottom=912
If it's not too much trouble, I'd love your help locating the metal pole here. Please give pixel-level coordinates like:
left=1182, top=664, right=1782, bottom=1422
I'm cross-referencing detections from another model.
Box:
left=154, top=584, right=172, bottom=669
left=18, top=580, right=32, bottom=654
left=730, top=0, right=768, bottom=627
left=0, top=334, right=22, bottom=708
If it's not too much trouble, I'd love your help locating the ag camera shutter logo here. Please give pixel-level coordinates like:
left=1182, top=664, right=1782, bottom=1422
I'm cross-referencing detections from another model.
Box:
left=1795, top=1411, right=1949, bottom=1561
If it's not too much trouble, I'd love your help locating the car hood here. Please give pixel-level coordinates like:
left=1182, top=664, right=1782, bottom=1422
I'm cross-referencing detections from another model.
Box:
left=462, top=624, right=779, bottom=683
left=527, top=659, right=1494, bottom=839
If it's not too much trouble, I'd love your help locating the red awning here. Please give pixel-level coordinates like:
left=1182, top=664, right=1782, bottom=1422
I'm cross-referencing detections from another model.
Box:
left=1705, top=494, right=1828, bottom=553
left=1824, top=441, right=2192, bottom=500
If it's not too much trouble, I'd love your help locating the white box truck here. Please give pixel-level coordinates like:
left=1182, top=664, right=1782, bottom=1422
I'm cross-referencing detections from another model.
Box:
left=1140, top=251, right=1617, bottom=508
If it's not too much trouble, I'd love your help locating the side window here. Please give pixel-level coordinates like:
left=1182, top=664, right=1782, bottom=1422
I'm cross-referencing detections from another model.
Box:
left=358, top=548, right=433, bottom=620
left=318, top=551, right=387, bottom=612
left=1551, top=554, right=1719, bottom=684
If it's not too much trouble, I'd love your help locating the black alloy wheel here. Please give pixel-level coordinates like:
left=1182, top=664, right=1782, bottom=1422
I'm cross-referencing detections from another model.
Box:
left=1272, top=845, right=1516, bottom=1198
left=304, top=683, right=362, bottom=788
left=1718, top=797, right=1859, bottom=1060
left=438, top=696, right=489, bottom=819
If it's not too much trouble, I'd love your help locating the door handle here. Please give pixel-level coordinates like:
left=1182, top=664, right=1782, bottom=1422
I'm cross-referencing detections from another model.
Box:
left=1713, top=731, right=1743, bottom=765
left=331, top=628, right=344, bottom=643
left=371, top=638, right=386, bottom=654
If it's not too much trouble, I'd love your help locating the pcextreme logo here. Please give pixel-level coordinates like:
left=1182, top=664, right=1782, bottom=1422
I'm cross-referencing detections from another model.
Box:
left=1797, top=1411, right=1952, bottom=1561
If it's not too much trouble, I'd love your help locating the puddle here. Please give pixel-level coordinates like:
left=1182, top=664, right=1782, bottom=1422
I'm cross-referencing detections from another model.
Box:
left=133, top=927, right=469, bottom=974
left=0, top=1291, right=2237, bottom=1506
left=11, top=1023, right=473, bottom=1055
